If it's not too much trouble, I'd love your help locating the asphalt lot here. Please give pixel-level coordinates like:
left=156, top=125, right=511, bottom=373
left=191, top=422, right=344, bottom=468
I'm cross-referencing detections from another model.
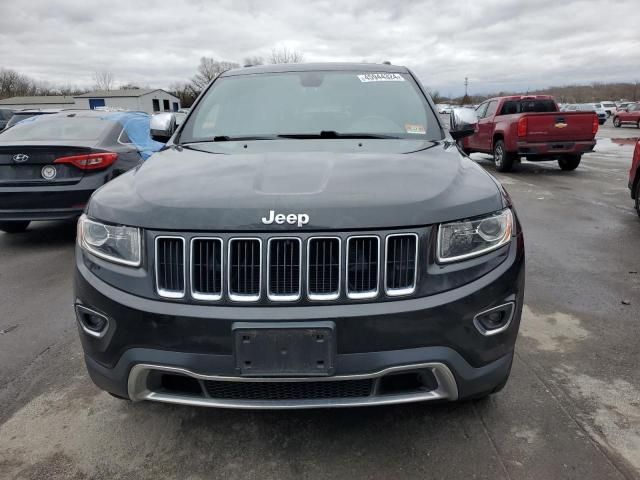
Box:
left=1, top=120, right=639, bottom=480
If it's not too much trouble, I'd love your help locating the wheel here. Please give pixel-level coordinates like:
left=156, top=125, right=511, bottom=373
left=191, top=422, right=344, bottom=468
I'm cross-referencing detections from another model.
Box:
left=613, top=117, right=621, bottom=128
left=493, top=140, right=515, bottom=172
left=0, top=220, right=30, bottom=233
left=558, top=154, right=581, bottom=171
left=635, top=181, right=640, bottom=219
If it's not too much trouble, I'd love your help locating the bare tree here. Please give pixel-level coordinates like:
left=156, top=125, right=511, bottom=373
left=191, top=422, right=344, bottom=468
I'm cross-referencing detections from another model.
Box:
left=268, top=47, right=304, bottom=64
left=169, top=81, right=198, bottom=108
left=93, top=71, right=115, bottom=91
left=190, top=57, right=239, bottom=93
left=243, top=55, right=265, bottom=67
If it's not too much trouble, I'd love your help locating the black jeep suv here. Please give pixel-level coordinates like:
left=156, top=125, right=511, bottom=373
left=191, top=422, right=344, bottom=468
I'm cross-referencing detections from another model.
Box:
left=74, top=63, right=525, bottom=409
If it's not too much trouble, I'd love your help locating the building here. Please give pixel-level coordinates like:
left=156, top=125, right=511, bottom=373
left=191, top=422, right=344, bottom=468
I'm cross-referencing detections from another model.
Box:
left=0, top=95, right=75, bottom=110
left=73, top=89, right=180, bottom=114
left=0, top=89, right=181, bottom=115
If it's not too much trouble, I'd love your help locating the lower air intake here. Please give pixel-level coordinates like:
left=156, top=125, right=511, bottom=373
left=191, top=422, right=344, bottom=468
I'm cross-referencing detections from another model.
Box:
left=203, top=379, right=374, bottom=400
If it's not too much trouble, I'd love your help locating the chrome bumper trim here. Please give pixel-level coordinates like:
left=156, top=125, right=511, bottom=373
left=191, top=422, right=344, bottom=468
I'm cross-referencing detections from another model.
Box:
left=127, top=362, right=459, bottom=409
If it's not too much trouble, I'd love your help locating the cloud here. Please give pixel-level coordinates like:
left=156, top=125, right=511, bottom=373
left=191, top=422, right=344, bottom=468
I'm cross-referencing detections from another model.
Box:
left=1, top=0, right=639, bottom=95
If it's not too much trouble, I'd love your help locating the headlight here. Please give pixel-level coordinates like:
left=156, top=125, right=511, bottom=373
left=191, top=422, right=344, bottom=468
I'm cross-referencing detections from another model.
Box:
left=78, top=214, right=142, bottom=266
left=437, top=209, right=513, bottom=263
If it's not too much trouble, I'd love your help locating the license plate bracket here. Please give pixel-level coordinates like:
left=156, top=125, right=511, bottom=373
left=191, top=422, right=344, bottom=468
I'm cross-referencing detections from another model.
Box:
left=232, top=321, right=335, bottom=377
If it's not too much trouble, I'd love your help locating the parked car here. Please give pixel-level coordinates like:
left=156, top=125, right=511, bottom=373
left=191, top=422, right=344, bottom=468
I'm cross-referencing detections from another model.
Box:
left=630, top=139, right=640, bottom=217
left=3, top=109, right=62, bottom=130
left=600, top=101, right=617, bottom=117
left=613, top=103, right=640, bottom=128
left=585, top=103, right=608, bottom=124
left=461, top=95, right=598, bottom=172
left=436, top=103, right=453, bottom=114
left=74, top=63, right=524, bottom=409
left=0, top=108, right=14, bottom=130
left=0, top=110, right=164, bottom=233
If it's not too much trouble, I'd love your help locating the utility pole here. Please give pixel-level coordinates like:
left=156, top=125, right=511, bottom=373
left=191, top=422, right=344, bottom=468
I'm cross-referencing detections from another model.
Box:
left=464, top=77, right=468, bottom=97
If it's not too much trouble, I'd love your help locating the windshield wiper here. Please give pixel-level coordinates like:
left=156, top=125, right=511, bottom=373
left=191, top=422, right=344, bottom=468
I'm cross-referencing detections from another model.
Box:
left=181, top=135, right=279, bottom=144
left=277, top=131, right=401, bottom=139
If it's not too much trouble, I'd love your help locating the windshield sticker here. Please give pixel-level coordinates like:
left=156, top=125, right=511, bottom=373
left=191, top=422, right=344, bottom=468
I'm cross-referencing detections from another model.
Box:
left=357, top=73, right=405, bottom=82
left=405, top=124, right=426, bottom=134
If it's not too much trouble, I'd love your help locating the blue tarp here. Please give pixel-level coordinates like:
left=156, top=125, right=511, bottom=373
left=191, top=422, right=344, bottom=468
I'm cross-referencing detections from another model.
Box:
left=101, top=112, right=164, bottom=160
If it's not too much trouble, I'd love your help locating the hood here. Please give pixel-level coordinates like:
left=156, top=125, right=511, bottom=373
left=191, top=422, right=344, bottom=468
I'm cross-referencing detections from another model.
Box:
left=88, top=139, right=505, bottom=231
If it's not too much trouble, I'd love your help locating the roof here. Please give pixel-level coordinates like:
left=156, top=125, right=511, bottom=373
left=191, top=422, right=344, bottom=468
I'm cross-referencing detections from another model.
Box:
left=45, top=109, right=150, bottom=118
left=74, top=89, right=175, bottom=98
left=222, top=62, right=409, bottom=77
left=0, top=95, right=75, bottom=105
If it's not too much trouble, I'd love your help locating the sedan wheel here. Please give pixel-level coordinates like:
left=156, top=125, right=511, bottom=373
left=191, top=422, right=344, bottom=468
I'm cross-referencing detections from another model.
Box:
left=613, top=117, right=621, bottom=128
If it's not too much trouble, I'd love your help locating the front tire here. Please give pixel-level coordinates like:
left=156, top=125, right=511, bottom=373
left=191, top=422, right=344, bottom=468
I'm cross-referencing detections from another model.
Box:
left=558, top=154, right=581, bottom=171
left=613, top=117, right=621, bottom=128
left=635, top=181, right=640, bottom=219
left=0, top=220, right=30, bottom=233
left=493, top=140, right=515, bottom=172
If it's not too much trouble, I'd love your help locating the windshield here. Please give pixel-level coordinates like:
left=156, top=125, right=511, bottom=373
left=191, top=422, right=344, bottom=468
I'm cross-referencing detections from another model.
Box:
left=179, top=70, right=441, bottom=142
left=0, top=115, right=112, bottom=141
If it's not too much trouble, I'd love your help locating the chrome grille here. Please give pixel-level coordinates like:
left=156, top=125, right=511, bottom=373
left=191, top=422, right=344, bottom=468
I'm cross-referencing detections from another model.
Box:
left=346, top=236, right=380, bottom=299
left=228, top=238, right=262, bottom=301
left=191, top=238, right=223, bottom=300
left=385, top=234, right=418, bottom=295
left=155, top=236, right=185, bottom=298
left=307, top=237, right=341, bottom=300
left=154, top=232, right=419, bottom=302
left=267, top=238, right=302, bottom=301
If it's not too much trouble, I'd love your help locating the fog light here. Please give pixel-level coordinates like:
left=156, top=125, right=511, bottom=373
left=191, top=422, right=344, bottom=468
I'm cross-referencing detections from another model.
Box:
left=473, top=303, right=515, bottom=336
left=75, top=304, right=110, bottom=338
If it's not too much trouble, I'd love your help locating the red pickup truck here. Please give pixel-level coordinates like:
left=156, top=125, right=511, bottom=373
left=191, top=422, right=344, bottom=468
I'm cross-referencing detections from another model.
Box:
left=461, top=95, right=598, bottom=172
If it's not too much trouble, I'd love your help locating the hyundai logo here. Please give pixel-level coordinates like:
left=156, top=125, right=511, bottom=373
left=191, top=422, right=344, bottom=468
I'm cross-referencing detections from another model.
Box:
left=12, top=153, right=29, bottom=163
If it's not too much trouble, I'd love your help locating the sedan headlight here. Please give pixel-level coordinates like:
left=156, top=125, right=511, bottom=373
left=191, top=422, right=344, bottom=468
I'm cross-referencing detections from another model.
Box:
left=78, top=214, right=141, bottom=266
left=437, top=209, right=513, bottom=263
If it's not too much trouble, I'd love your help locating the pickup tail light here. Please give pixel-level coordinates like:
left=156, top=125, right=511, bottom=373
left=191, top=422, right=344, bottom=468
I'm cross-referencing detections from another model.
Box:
left=517, top=117, right=528, bottom=137
left=592, top=115, right=599, bottom=134
left=54, top=152, right=118, bottom=170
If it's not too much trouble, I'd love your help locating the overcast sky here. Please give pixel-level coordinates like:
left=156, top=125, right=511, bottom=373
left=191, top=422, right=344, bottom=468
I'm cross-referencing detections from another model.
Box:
left=1, top=0, right=639, bottom=96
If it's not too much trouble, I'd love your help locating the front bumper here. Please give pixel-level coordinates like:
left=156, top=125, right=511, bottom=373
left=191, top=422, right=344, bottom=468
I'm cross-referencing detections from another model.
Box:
left=75, top=234, right=525, bottom=408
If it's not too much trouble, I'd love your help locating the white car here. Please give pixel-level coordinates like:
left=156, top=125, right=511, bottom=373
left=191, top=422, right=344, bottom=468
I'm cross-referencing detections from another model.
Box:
left=436, top=104, right=453, bottom=114
left=600, top=101, right=617, bottom=117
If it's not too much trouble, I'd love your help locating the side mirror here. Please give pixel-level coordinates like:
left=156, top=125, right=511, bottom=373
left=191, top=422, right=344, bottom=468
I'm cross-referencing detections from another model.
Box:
left=449, top=108, right=478, bottom=140
left=150, top=112, right=176, bottom=142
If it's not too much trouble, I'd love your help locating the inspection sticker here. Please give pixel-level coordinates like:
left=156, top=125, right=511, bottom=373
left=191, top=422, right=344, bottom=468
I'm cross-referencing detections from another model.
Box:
left=405, top=124, right=426, bottom=134
left=357, top=73, right=405, bottom=82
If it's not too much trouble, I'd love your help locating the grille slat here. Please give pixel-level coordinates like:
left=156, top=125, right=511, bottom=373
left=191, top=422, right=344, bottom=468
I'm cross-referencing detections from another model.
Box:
left=156, top=237, right=185, bottom=298
left=308, top=237, right=341, bottom=300
left=191, top=238, right=223, bottom=300
left=268, top=238, right=301, bottom=300
left=385, top=234, right=418, bottom=295
left=229, top=239, right=261, bottom=301
left=204, top=379, right=373, bottom=400
left=347, top=236, right=379, bottom=299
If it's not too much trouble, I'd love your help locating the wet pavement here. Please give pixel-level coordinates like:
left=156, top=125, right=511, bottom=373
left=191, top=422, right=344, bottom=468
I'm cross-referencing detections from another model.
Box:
left=1, top=121, right=639, bottom=479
